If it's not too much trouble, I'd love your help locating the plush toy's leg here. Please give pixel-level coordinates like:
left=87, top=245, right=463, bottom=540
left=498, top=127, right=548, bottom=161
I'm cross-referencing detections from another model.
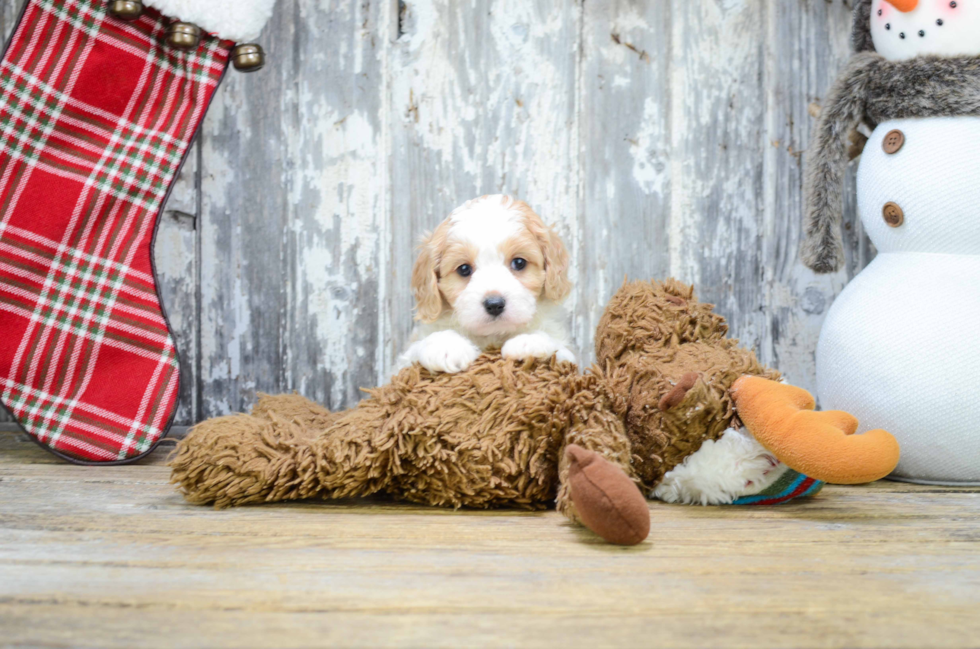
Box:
left=557, top=405, right=650, bottom=546
left=170, top=394, right=390, bottom=507
left=170, top=409, right=321, bottom=508
left=731, top=376, right=900, bottom=484
left=311, top=406, right=395, bottom=499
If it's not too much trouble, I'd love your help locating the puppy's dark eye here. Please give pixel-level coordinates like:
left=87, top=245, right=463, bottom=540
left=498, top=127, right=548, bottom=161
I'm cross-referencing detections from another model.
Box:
left=510, top=258, right=527, bottom=271
left=457, top=264, right=473, bottom=277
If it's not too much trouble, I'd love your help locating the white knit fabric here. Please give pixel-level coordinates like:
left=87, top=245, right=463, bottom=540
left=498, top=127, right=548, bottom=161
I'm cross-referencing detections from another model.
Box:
left=817, top=117, right=980, bottom=484
left=144, top=0, right=276, bottom=42
left=858, top=118, right=980, bottom=256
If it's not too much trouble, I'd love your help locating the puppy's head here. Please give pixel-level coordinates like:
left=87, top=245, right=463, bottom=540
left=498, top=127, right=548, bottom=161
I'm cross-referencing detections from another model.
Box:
left=412, top=195, right=571, bottom=336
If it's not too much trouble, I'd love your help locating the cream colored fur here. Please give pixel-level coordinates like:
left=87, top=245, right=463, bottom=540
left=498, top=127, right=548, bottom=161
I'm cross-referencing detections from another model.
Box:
left=652, top=428, right=790, bottom=505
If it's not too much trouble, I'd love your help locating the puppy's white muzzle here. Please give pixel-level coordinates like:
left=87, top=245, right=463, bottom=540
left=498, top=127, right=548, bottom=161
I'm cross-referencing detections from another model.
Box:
left=454, top=266, right=537, bottom=337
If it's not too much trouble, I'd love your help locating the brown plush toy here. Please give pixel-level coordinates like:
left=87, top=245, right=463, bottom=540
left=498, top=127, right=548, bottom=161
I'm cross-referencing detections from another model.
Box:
left=171, top=279, right=900, bottom=545
left=170, top=355, right=651, bottom=545
left=594, top=279, right=781, bottom=493
left=594, top=279, right=900, bottom=502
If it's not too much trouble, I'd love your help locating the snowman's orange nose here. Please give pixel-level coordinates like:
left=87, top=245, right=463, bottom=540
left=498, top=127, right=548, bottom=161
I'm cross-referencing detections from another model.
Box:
left=885, top=0, right=919, bottom=11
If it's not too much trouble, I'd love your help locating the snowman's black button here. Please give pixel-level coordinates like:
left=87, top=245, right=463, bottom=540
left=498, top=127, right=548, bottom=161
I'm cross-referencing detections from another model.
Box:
left=883, top=202, right=905, bottom=228
left=883, top=129, right=905, bottom=154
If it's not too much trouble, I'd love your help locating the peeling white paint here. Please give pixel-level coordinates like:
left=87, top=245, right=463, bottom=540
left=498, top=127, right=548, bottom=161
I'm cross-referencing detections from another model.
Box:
left=116, top=0, right=862, bottom=426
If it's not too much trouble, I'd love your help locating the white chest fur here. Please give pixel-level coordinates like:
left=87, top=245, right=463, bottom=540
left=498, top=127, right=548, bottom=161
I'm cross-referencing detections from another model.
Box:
left=816, top=117, right=980, bottom=484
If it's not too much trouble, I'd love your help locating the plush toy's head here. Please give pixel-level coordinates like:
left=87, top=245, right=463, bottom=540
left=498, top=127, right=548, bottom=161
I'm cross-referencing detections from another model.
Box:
left=855, top=0, right=980, bottom=59
left=594, top=279, right=780, bottom=491
left=594, top=279, right=728, bottom=364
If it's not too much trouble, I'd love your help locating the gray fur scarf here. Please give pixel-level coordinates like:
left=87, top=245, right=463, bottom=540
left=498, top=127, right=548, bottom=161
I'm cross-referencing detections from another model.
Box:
left=802, top=50, right=980, bottom=273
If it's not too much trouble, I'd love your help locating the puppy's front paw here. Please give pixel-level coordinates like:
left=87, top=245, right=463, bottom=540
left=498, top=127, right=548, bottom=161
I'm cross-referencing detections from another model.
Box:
left=502, top=333, right=575, bottom=364
left=418, top=331, right=481, bottom=374
left=555, top=345, right=576, bottom=364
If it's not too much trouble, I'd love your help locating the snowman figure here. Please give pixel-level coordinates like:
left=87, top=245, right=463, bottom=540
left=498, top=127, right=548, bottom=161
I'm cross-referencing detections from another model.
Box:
left=803, top=0, right=980, bottom=483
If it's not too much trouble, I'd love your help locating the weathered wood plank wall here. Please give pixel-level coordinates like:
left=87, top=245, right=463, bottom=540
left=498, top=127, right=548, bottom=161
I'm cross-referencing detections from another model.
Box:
left=1, top=0, right=867, bottom=426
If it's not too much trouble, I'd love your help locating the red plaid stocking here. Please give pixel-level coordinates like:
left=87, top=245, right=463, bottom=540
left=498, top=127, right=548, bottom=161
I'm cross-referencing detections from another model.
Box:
left=0, top=0, right=232, bottom=462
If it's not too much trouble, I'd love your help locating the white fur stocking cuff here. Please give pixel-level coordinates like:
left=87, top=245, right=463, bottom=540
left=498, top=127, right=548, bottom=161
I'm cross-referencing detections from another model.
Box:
left=144, top=0, right=277, bottom=42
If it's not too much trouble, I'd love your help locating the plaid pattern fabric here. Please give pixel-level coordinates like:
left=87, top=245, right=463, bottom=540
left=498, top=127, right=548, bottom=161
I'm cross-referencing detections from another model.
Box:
left=0, top=0, right=231, bottom=462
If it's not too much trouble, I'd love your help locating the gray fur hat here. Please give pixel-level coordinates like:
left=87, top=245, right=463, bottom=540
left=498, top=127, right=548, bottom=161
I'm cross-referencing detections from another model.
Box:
left=801, top=1, right=980, bottom=273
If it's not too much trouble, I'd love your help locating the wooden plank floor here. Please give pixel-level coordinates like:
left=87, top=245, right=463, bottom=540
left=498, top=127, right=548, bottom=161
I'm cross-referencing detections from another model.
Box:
left=2, top=430, right=979, bottom=648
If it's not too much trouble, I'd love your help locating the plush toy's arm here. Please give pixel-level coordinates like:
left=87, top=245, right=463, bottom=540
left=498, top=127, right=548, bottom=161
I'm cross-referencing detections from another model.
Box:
left=170, top=404, right=323, bottom=508
left=801, top=53, right=880, bottom=274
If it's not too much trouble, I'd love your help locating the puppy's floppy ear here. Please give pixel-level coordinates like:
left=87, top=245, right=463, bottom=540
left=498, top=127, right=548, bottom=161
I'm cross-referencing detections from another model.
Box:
left=412, top=224, right=447, bottom=322
left=542, top=225, right=572, bottom=301
left=522, top=204, right=572, bottom=302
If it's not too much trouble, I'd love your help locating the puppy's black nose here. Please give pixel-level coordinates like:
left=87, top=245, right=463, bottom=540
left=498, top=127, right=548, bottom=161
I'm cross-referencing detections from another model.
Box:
left=483, top=296, right=506, bottom=317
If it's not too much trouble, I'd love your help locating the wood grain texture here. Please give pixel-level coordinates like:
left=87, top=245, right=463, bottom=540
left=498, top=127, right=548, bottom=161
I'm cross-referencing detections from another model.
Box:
left=576, top=0, right=672, bottom=351
left=386, top=0, right=581, bottom=360
left=2, top=430, right=979, bottom=648
left=155, top=146, right=200, bottom=426
left=0, top=0, right=868, bottom=425
left=761, top=0, right=866, bottom=383
left=667, top=0, right=769, bottom=364
left=198, top=0, right=387, bottom=416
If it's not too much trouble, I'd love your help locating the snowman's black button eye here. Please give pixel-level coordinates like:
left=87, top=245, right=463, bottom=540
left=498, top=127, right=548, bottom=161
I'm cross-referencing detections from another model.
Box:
left=878, top=9, right=883, bottom=15
left=886, top=23, right=891, bottom=30
left=900, top=32, right=906, bottom=39
left=938, top=19, right=944, bottom=26
left=919, top=30, right=926, bottom=37
left=951, top=1, right=957, bottom=7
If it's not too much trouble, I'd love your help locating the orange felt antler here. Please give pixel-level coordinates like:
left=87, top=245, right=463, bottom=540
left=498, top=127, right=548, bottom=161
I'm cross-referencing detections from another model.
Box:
left=731, top=376, right=900, bottom=485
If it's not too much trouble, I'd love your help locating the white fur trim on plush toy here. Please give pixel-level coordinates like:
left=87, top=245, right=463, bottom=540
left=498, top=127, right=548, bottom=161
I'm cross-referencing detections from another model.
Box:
left=144, top=0, right=276, bottom=42
left=652, top=428, right=791, bottom=505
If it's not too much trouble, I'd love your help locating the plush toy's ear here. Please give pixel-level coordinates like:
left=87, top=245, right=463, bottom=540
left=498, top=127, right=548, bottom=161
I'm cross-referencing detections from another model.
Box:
left=412, top=226, right=446, bottom=323
left=520, top=205, right=572, bottom=302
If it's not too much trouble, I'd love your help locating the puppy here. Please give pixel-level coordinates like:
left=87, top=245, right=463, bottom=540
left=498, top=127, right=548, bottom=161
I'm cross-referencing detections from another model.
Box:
left=399, top=195, right=574, bottom=374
